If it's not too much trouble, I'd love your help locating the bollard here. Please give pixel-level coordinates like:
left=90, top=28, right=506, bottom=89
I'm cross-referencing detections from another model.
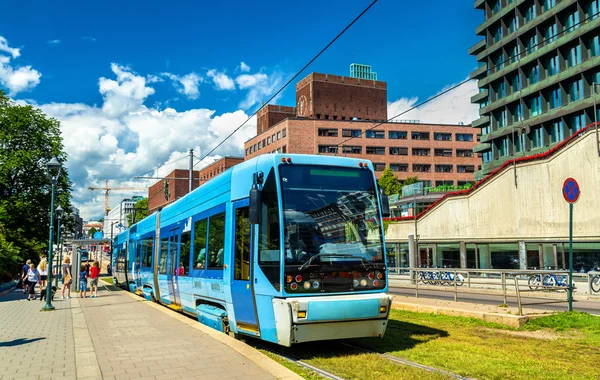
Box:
left=415, top=270, right=419, bottom=298
left=467, top=271, right=471, bottom=288
left=502, top=272, right=507, bottom=306
left=514, top=277, right=523, bottom=316
left=453, top=270, right=458, bottom=302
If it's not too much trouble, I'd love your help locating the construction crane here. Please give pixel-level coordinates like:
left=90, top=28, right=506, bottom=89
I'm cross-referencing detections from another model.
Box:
left=88, top=180, right=146, bottom=216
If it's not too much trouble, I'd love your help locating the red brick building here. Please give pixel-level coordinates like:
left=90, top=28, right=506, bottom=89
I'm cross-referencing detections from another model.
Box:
left=198, top=156, right=244, bottom=184
left=244, top=118, right=480, bottom=187
left=257, top=105, right=296, bottom=134
left=148, top=169, right=200, bottom=214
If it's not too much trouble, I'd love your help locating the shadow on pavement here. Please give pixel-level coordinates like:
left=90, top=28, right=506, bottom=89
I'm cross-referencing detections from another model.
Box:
left=0, top=337, right=46, bottom=347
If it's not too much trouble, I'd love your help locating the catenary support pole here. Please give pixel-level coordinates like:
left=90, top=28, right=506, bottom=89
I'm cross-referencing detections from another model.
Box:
left=568, top=203, right=574, bottom=312
left=189, top=148, right=193, bottom=193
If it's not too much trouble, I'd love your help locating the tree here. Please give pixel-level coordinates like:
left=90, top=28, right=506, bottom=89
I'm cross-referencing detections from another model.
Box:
left=0, top=91, right=73, bottom=280
left=88, top=227, right=97, bottom=238
left=403, top=176, right=419, bottom=186
left=127, top=198, right=149, bottom=225
left=377, top=168, right=402, bottom=195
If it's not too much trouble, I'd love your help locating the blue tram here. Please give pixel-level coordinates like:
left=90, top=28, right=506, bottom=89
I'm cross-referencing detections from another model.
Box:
left=113, top=154, right=392, bottom=346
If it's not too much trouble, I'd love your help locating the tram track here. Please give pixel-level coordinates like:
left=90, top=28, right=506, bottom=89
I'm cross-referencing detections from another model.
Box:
left=334, top=341, right=470, bottom=380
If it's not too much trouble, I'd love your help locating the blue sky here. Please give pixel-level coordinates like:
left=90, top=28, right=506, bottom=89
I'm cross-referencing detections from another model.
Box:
left=0, top=0, right=482, bottom=219
left=2, top=0, right=481, bottom=112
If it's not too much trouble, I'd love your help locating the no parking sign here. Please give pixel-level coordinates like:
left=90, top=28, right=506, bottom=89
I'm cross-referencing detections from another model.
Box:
left=562, top=177, right=580, bottom=312
left=562, top=178, right=580, bottom=204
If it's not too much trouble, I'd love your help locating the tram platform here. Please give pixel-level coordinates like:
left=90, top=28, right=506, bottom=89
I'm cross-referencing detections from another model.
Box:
left=0, top=280, right=301, bottom=380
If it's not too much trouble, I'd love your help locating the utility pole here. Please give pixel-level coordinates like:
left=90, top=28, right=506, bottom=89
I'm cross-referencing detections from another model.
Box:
left=189, top=148, right=193, bottom=193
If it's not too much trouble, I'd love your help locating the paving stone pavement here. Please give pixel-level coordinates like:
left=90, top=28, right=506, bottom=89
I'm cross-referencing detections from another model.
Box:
left=0, top=285, right=76, bottom=380
left=1, top=282, right=281, bottom=380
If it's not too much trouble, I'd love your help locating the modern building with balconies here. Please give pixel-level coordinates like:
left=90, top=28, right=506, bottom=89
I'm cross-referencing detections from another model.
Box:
left=470, top=0, right=600, bottom=178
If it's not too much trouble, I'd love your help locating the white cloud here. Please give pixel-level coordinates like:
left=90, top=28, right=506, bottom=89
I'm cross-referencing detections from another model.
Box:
left=207, top=69, right=235, bottom=91
left=387, top=79, right=479, bottom=125
left=235, top=72, right=283, bottom=109
left=34, top=65, right=256, bottom=219
left=239, top=62, right=250, bottom=72
left=163, top=72, right=202, bottom=99
left=0, top=36, right=41, bottom=96
left=47, top=39, right=61, bottom=45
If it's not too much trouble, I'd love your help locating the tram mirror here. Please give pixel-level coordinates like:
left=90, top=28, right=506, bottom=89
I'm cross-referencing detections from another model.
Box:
left=249, top=186, right=261, bottom=224
left=380, top=193, right=391, bottom=218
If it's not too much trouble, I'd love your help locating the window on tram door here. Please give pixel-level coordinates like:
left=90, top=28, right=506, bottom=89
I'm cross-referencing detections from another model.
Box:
left=207, top=212, right=226, bottom=270
left=258, top=169, right=281, bottom=291
left=234, top=207, right=251, bottom=281
left=159, top=238, right=168, bottom=274
left=179, top=231, right=191, bottom=276
left=141, top=237, right=153, bottom=268
left=193, top=219, right=207, bottom=269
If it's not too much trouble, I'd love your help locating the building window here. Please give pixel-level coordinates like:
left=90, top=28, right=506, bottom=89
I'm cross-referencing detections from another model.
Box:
left=547, top=55, right=559, bottom=77
left=565, top=11, right=580, bottom=33
left=412, top=164, right=431, bottom=173
left=277, top=131, right=281, bottom=140
left=525, top=4, right=536, bottom=23
left=494, top=53, right=505, bottom=71
left=266, top=137, right=270, bottom=145
left=493, top=24, right=503, bottom=44
left=509, top=17, right=519, bottom=33
left=245, top=148, right=249, bottom=156
left=366, top=130, right=385, bottom=139
left=434, top=133, right=452, bottom=141
left=569, top=79, right=584, bottom=102
left=495, top=81, right=506, bottom=99
left=499, top=137, right=510, bottom=157
left=567, top=44, right=582, bottom=68
left=511, top=103, right=523, bottom=123
left=282, top=145, right=287, bottom=153
left=456, top=149, right=473, bottom=157
left=492, top=0, right=501, bottom=14
left=515, top=133, right=526, bottom=153
left=389, top=163, right=408, bottom=172
left=374, top=163, right=386, bottom=171
left=318, top=128, right=338, bottom=137
left=456, top=133, right=473, bottom=142
left=435, top=180, right=454, bottom=186
left=434, top=149, right=453, bottom=157
left=528, top=64, right=540, bottom=85
left=526, top=34, right=538, bottom=53
left=531, top=127, right=545, bottom=148
left=342, top=129, right=362, bottom=138
left=388, top=131, right=407, bottom=139
left=591, top=35, right=600, bottom=57
left=543, top=0, right=556, bottom=11
left=435, top=165, right=453, bottom=173
left=342, top=146, right=362, bottom=154
left=412, top=148, right=430, bottom=156
left=389, top=147, right=408, bottom=155
left=483, top=151, right=493, bottom=163
left=590, top=0, right=600, bottom=19
left=570, top=113, right=585, bottom=133
left=511, top=74, right=522, bottom=92
left=529, top=95, right=543, bottom=117
left=366, top=146, right=385, bottom=155
left=253, top=144, right=257, bottom=152
left=318, top=145, right=338, bottom=154
left=258, top=141, right=262, bottom=149
left=550, top=121, right=565, bottom=143
left=282, top=128, right=286, bottom=137
left=549, top=87, right=562, bottom=109
left=457, top=165, right=475, bottom=173
left=411, top=132, right=430, bottom=140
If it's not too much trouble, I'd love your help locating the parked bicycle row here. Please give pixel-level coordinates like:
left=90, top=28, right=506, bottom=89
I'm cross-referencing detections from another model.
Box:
left=417, top=271, right=465, bottom=286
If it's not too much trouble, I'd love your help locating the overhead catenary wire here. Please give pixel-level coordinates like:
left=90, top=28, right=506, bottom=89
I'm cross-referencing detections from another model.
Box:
left=192, top=0, right=379, bottom=168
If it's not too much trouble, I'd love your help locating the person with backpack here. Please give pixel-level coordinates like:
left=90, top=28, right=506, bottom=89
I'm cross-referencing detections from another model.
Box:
left=21, top=260, right=32, bottom=295
left=26, top=264, right=40, bottom=301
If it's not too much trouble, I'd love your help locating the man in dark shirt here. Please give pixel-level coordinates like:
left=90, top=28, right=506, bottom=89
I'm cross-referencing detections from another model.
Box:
left=21, top=260, right=32, bottom=294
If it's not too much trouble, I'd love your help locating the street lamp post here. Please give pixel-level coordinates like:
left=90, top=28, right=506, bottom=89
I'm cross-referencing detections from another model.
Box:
left=54, top=206, right=64, bottom=288
left=42, top=157, right=62, bottom=312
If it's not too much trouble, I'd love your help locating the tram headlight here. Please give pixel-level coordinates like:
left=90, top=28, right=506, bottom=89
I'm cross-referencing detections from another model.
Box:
left=360, top=279, right=368, bottom=287
left=353, top=279, right=359, bottom=288
left=376, top=271, right=383, bottom=280
left=297, top=311, right=307, bottom=318
left=303, top=281, right=311, bottom=290
left=286, top=275, right=293, bottom=284
left=290, top=282, right=298, bottom=291
left=312, top=281, right=320, bottom=289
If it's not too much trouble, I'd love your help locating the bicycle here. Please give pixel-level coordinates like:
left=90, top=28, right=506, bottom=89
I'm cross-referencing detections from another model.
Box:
left=542, top=273, right=573, bottom=291
left=528, top=274, right=542, bottom=290
left=590, top=273, right=600, bottom=293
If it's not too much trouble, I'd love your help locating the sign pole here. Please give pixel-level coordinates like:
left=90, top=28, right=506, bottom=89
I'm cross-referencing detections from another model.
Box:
left=568, top=203, right=573, bottom=312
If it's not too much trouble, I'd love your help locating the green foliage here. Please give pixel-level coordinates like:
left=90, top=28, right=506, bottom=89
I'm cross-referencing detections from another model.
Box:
left=377, top=168, right=402, bottom=195
left=425, top=183, right=473, bottom=194
left=0, top=91, right=73, bottom=281
left=403, top=176, right=419, bottom=186
left=88, top=227, right=97, bottom=238
left=126, top=198, right=149, bottom=225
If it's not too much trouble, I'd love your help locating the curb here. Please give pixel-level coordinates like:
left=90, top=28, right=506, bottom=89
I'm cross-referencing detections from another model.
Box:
left=391, top=300, right=534, bottom=328
left=103, top=280, right=302, bottom=380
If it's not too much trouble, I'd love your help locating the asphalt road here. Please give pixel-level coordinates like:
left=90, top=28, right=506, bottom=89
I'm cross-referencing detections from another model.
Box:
left=389, top=286, right=600, bottom=315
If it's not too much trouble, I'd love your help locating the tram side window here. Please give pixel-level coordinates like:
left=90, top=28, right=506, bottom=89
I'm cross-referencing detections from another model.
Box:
left=207, top=212, right=226, bottom=270
left=193, top=219, right=207, bottom=269
left=159, top=238, right=168, bottom=274
left=234, top=207, right=251, bottom=280
left=141, top=238, right=153, bottom=268
left=115, top=248, right=124, bottom=271
left=259, top=169, right=281, bottom=290
left=179, top=231, right=191, bottom=275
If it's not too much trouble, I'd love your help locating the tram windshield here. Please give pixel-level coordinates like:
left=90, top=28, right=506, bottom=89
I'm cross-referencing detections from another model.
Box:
left=279, top=165, right=384, bottom=270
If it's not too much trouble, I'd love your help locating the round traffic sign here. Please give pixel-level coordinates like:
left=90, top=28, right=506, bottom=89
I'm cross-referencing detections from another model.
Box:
left=562, top=178, right=580, bottom=204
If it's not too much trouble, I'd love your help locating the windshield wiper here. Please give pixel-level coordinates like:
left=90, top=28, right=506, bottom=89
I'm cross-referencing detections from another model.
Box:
left=298, top=253, right=374, bottom=271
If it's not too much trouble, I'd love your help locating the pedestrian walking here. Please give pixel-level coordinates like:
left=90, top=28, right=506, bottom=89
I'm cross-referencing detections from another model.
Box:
left=37, top=258, right=48, bottom=291
left=89, top=261, right=100, bottom=298
left=79, top=265, right=88, bottom=298
left=61, top=256, right=72, bottom=299
left=26, top=264, right=40, bottom=300
left=21, top=260, right=32, bottom=296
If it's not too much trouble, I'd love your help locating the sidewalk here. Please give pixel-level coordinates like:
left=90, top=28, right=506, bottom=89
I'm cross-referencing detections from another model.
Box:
left=0, top=282, right=300, bottom=380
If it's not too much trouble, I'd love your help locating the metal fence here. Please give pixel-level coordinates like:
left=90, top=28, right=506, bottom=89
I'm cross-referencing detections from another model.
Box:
left=388, top=268, right=600, bottom=315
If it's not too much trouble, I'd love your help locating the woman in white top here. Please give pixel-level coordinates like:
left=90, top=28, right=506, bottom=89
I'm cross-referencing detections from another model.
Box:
left=38, top=259, right=48, bottom=291
left=26, top=264, right=40, bottom=300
